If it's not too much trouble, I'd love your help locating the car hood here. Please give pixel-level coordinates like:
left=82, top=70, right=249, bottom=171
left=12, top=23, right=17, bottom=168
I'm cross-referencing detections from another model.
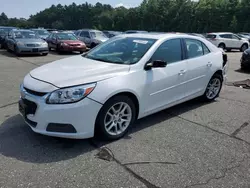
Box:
left=29, top=55, right=130, bottom=88
left=16, top=38, right=44, bottom=43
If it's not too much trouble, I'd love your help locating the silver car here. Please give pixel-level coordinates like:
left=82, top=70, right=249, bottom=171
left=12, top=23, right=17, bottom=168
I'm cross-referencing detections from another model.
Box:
left=31, top=29, right=50, bottom=40
left=75, top=29, right=108, bottom=48
left=6, top=29, right=48, bottom=56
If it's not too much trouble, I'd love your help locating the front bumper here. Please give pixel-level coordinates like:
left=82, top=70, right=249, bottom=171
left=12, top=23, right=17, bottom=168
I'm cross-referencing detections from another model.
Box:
left=19, top=84, right=102, bottom=139
left=17, top=46, right=49, bottom=54
left=59, top=45, right=86, bottom=52
left=241, top=57, right=250, bottom=68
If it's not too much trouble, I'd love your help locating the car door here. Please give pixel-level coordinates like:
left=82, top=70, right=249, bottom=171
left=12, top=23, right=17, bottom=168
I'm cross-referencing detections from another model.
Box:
left=80, top=31, right=91, bottom=46
left=143, top=38, right=188, bottom=114
left=219, top=34, right=232, bottom=48
left=184, top=38, right=213, bottom=97
left=231, top=34, right=242, bottom=48
left=46, top=34, right=52, bottom=47
left=51, top=34, right=57, bottom=48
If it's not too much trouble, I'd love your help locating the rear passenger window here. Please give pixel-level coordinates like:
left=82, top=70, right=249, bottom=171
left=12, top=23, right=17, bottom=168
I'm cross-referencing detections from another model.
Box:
left=202, top=43, right=210, bottom=55
left=185, top=39, right=203, bottom=58
left=220, top=34, right=232, bottom=39
left=151, top=39, right=182, bottom=64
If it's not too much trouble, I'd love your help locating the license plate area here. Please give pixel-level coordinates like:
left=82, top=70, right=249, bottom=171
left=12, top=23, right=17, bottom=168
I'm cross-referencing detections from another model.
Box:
left=32, top=48, right=38, bottom=52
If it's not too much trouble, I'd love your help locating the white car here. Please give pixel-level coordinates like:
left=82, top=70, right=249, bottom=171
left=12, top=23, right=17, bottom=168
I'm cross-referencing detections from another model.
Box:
left=19, top=33, right=227, bottom=140
left=206, top=32, right=249, bottom=52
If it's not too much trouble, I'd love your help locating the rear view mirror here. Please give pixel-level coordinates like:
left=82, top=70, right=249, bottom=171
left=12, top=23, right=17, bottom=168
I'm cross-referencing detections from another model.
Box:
left=145, top=60, right=167, bottom=70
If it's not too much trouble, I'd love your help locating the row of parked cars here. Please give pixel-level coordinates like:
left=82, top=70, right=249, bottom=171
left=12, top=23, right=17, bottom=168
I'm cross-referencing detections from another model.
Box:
left=0, top=26, right=250, bottom=69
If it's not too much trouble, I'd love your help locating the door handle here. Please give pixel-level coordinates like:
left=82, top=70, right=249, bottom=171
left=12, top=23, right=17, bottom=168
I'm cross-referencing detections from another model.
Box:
left=207, top=62, right=212, bottom=67
left=178, top=70, right=186, bottom=76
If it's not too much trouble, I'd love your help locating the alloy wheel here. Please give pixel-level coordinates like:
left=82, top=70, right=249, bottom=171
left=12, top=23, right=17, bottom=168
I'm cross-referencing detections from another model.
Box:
left=206, top=78, right=221, bottom=99
left=104, top=102, right=132, bottom=136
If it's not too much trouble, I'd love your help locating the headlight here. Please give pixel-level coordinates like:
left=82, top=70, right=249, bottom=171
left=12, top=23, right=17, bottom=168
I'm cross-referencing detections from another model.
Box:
left=17, top=42, right=24, bottom=46
left=41, top=42, right=48, bottom=47
left=61, top=43, right=69, bottom=46
left=46, top=83, right=96, bottom=104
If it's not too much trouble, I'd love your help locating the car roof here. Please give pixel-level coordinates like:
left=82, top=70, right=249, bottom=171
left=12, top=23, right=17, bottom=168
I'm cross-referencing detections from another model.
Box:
left=12, top=29, right=34, bottom=32
left=78, top=29, right=101, bottom=32
left=207, top=32, right=233, bottom=35
left=117, top=33, right=202, bottom=40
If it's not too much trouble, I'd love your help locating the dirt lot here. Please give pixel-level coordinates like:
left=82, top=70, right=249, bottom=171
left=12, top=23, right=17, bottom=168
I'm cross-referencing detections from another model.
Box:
left=0, top=49, right=249, bottom=188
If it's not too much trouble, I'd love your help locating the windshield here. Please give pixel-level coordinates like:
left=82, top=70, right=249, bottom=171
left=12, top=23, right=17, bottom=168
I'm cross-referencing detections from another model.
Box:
left=13, top=31, right=39, bottom=39
left=36, top=30, right=49, bottom=35
left=57, top=33, right=77, bottom=40
left=90, top=31, right=107, bottom=39
left=85, top=37, right=156, bottom=65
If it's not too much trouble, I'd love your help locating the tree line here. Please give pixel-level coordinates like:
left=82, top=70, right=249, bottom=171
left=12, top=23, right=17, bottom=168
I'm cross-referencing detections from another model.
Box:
left=0, top=0, right=250, bottom=33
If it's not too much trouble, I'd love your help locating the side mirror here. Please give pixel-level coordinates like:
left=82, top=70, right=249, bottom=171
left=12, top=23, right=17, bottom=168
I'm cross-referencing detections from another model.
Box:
left=145, top=60, right=167, bottom=70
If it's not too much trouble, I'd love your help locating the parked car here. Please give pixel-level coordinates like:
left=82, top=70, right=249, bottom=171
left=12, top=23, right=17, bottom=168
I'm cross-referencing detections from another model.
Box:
left=0, top=26, right=17, bottom=48
left=75, top=29, right=109, bottom=48
left=236, top=33, right=250, bottom=42
left=6, top=29, right=48, bottom=56
left=206, top=32, right=249, bottom=52
left=46, top=29, right=58, bottom=33
left=46, top=32, right=86, bottom=53
left=31, top=28, right=50, bottom=40
left=240, top=48, right=250, bottom=70
left=19, top=33, right=227, bottom=140
left=125, top=30, right=148, bottom=34
left=103, top=31, right=123, bottom=38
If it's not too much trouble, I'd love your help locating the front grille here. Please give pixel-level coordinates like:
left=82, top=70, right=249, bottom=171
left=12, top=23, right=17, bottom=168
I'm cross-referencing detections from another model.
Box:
left=23, top=99, right=37, bottom=115
left=26, top=43, right=40, bottom=47
left=24, top=87, right=47, bottom=97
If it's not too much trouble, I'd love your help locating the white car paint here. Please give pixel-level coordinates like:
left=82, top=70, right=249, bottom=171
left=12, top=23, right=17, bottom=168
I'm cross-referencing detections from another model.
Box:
left=20, top=33, right=226, bottom=139
left=206, top=32, right=249, bottom=50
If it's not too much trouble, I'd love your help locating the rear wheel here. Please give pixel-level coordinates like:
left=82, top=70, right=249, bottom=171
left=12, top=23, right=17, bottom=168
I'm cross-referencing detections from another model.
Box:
left=42, top=53, right=48, bottom=56
left=241, top=44, right=248, bottom=52
left=202, top=74, right=223, bottom=101
left=218, top=43, right=226, bottom=51
left=14, top=46, right=20, bottom=56
left=95, top=95, right=136, bottom=140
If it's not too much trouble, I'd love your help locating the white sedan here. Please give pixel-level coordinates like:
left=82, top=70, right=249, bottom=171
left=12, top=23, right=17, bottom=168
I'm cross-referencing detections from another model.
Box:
left=19, top=33, right=227, bottom=140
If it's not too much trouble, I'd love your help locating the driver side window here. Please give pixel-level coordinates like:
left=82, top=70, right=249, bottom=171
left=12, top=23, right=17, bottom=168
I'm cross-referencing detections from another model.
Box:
left=151, top=39, right=182, bottom=64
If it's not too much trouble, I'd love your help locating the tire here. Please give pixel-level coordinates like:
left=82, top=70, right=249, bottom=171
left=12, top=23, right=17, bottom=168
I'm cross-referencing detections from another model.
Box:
left=218, top=43, right=226, bottom=51
left=202, top=74, right=223, bottom=102
left=95, top=95, right=136, bottom=140
left=42, top=53, right=48, bottom=56
left=240, top=44, right=248, bottom=52
left=14, top=46, right=20, bottom=56
left=91, top=43, right=96, bottom=48
left=79, top=51, right=84, bottom=54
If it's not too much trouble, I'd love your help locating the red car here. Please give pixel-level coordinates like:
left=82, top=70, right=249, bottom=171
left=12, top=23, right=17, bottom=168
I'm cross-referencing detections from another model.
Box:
left=46, top=32, right=87, bottom=53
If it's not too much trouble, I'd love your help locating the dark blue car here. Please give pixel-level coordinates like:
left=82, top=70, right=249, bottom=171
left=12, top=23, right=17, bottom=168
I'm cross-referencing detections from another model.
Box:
left=0, top=26, right=17, bottom=48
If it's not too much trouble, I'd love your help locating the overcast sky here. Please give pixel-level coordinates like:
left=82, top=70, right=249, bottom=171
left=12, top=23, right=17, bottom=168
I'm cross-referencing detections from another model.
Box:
left=2, top=0, right=142, bottom=18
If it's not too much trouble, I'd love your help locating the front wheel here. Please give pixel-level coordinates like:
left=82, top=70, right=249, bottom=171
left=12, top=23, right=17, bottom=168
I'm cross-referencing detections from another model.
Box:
left=241, top=44, right=248, bottom=52
left=95, top=95, right=136, bottom=140
left=202, top=74, right=223, bottom=101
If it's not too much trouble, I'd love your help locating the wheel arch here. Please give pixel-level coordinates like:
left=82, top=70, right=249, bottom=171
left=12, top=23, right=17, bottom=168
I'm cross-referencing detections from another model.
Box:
left=102, top=91, right=140, bottom=119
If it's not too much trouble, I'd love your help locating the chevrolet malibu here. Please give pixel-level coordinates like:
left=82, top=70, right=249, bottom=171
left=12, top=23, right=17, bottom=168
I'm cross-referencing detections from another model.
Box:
left=19, top=33, right=228, bottom=140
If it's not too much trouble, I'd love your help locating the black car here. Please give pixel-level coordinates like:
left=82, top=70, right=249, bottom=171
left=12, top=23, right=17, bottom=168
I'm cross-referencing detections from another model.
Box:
left=241, top=48, right=250, bottom=70
left=0, top=26, right=17, bottom=48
